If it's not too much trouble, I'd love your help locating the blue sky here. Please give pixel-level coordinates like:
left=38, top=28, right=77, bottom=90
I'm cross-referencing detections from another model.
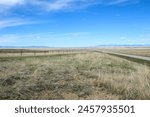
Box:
left=0, top=0, right=150, bottom=47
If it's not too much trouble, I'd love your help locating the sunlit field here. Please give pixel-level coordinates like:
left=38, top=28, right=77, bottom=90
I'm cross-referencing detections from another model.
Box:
left=101, top=47, right=150, bottom=57
left=0, top=49, right=150, bottom=100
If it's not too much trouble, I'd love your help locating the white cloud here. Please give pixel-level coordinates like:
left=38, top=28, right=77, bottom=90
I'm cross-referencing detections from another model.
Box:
left=0, top=0, right=140, bottom=13
left=47, top=0, right=72, bottom=11
left=45, top=0, right=140, bottom=11
left=108, top=0, right=129, bottom=5
left=0, top=0, right=25, bottom=6
left=0, top=0, right=139, bottom=29
left=0, top=18, right=38, bottom=28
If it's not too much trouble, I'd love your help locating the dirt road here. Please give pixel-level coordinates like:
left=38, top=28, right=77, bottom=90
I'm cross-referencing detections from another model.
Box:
left=96, top=50, right=150, bottom=62
left=105, top=51, right=150, bottom=61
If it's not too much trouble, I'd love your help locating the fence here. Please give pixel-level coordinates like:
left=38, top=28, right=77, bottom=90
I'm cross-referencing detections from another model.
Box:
left=0, top=49, right=87, bottom=57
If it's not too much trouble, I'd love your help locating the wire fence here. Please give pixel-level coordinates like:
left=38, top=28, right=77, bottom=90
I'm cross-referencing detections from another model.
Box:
left=0, top=49, right=87, bottom=57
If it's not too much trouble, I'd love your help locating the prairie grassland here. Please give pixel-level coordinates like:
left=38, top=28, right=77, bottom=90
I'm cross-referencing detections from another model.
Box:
left=0, top=52, right=150, bottom=100
left=103, top=47, right=150, bottom=57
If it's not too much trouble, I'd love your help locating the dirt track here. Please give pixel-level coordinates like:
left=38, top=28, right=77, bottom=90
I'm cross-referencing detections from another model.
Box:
left=96, top=51, right=150, bottom=62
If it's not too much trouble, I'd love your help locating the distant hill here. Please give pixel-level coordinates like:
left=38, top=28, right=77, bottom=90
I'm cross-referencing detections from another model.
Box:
left=96, top=44, right=150, bottom=47
left=0, top=44, right=150, bottom=49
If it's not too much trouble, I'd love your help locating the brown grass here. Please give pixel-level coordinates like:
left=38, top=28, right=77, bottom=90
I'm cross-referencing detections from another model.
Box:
left=101, top=47, right=150, bottom=57
left=0, top=51, right=150, bottom=100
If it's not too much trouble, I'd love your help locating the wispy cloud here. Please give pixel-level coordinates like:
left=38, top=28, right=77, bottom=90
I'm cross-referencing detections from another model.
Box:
left=0, top=0, right=140, bottom=28
left=46, top=0, right=73, bottom=11
left=0, top=0, right=24, bottom=6
left=0, top=0, right=25, bottom=13
left=0, top=18, right=40, bottom=29
left=108, top=0, right=129, bottom=5
left=108, top=0, right=139, bottom=5
left=0, top=0, right=140, bottom=13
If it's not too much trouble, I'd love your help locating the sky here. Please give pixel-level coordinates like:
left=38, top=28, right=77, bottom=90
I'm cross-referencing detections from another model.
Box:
left=0, top=0, right=150, bottom=47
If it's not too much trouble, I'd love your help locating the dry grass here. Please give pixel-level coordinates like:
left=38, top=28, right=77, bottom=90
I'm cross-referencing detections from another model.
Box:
left=103, top=47, right=150, bottom=57
left=0, top=52, right=150, bottom=100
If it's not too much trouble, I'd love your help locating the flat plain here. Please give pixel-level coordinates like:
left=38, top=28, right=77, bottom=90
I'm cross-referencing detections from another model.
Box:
left=0, top=48, right=150, bottom=100
left=101, top=47, right=150, bottom=57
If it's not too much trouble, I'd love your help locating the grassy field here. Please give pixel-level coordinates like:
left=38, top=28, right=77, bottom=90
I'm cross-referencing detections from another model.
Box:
left=102, top=47, right=150, bottom=57
left=0, top=50, right=150, bottom=100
